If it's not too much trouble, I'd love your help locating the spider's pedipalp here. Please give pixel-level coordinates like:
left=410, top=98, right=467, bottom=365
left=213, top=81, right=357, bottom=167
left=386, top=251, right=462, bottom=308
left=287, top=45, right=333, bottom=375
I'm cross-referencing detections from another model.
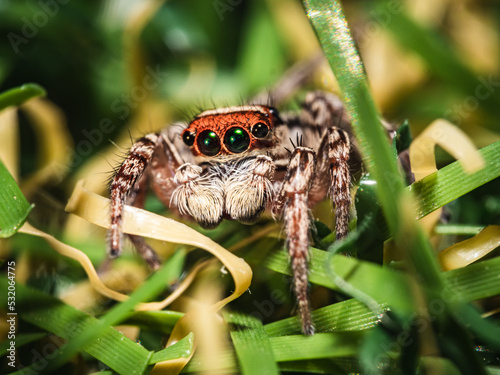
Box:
left=225, top=155, right=275, bottom=224
left=172, top=163, right=224, bottom=229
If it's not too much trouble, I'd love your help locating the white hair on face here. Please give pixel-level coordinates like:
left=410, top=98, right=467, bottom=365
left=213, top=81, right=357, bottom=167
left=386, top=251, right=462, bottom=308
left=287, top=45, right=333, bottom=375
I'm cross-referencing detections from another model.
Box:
left=196, top=105, right=269, bottom=118
left=223, top=156, right=275, bottom=223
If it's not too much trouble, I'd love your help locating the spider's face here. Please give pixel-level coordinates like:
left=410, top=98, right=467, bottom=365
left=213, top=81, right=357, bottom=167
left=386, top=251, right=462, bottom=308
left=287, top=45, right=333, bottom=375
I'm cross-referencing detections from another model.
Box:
left=181, top=105, right=280, bottom=159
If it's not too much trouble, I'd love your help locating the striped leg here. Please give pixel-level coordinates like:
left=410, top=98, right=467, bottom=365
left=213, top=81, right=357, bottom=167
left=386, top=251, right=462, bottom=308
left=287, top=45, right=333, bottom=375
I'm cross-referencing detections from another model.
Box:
left=109, top=133, right=160, bottom=259
left=126, top=174, right=162, bottom=270
left=328, top=128, right=351, bottom=240
left=275, top=146, right=317, bottom=335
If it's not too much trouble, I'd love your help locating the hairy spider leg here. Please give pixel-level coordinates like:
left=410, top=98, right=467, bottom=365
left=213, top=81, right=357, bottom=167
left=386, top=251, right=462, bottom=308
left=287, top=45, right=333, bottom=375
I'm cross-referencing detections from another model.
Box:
left=110, top=133, right=188, bottom=268
left=126, top=174, right=162, bottom=270
left=275, top=146, right=317, bottom=335
left=109, top=133, right=161, bottom=259
left=328, top=128, right=351, bottom=240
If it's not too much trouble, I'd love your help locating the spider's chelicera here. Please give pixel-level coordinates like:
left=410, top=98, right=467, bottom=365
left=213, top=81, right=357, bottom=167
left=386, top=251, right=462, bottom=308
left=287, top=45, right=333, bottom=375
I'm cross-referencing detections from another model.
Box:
left=109, top=91, right=352, bottom=335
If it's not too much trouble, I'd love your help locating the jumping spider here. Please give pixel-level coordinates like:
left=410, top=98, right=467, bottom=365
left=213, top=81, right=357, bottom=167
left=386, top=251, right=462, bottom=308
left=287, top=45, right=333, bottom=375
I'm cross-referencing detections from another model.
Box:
left=109, top=91, right=352, bottom=335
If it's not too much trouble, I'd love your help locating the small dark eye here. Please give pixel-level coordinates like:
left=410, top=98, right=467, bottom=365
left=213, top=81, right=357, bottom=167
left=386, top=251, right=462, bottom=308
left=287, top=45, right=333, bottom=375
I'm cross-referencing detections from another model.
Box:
left=197, top=130, right=221, bottom=156
left=224, top=127, right=250, bottom=153
left=251, top=122, right=269, bottom=138
left=182, top=131, right=195, bottom=146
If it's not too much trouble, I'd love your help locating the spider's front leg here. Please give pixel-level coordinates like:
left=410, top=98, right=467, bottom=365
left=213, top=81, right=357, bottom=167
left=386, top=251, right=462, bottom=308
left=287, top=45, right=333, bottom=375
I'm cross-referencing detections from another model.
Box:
left=109, top=133, right=185, bottom=269
left=273, top=147, right=317, bottom=335
left=109, top=133, right=162, bottom=259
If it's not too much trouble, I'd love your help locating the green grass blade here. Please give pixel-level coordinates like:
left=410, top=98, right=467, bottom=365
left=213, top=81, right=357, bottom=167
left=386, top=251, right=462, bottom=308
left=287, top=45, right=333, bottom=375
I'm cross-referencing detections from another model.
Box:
left=277, top=358, right=362, bottom=374
left=304, top=0, right=406, bottom=226
left=0, top=158, right=33, bottom=238
left=303, top=0, right=442, bottom=293
left=444, top=256, right=500, bottom=302
left=413, top=141, right=500, bottom=219
left=0, top=83, right=46, bottom=111
left=265, top=299, right=388, bottom=337
left=183, top=332, right=365, bottom=373
left=0, top=276, right=152, bottom=375
left=264, top=250, right=500, bottom=337
left=264, top=247, right=414, bottom=313
left=183, top=351, right=237, bottom=373
left=149, top=332, right=194, bottom=364
left=9, top=250, right=185, bottom=374
left=225, top=312, right=279, bottom=375
left=270, top=332, right=364, bottom=362
left=42, top=250, right=185, bottom=373
left=435, top=225, right=485, bottom=236
left=124, top=310, right=184, bottom=334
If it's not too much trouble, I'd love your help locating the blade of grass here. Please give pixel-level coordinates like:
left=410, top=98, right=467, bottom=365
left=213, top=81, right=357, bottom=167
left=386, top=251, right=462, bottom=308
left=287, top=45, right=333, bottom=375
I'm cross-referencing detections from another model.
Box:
left=265, top=299, right=389, bottom=337
left=183, top=332, right=365, bottom=373
left=41, top=250, right=185, bottom=374
left=0, top=83, right=46, bottom=111
left=444, top=256, right=500, bottom=302
left=435, top=225, right=485, bottom=236
left=264, top=247, right=414, bottom=313
left=0, top=158, right=33, bottom=238
left=270, top=332, right=364, bottom=362
left=182, top=351, right=237, bottom=373
left=264, top=250, right=500, bottom=337
left=413, top=141, right=500, bottom=219
left=149, top=332, right=194, bottom=364
left=123, top=310, right=184, bottom=335
left=322, top=142, right=500, bottom=245
left=225, top=312, right=279, bottom=375
left=277, top=358, right=362, bottom=374
left=0, top=276, right=152, bottom=375
left=303, top=0, right=443, bottom=292
left=10, top=250, right=185, bottom=374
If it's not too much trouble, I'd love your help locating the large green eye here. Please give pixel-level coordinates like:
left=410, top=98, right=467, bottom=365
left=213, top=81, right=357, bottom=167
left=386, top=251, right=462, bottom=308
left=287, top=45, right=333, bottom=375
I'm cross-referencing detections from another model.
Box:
left=197, top=130, right=221, bottom=156
left=224, top=127, right=250, bottom=153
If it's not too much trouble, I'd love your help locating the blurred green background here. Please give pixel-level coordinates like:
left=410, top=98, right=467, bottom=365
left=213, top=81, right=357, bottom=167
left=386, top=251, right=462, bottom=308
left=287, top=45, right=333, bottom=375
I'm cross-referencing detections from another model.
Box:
left=1, top=0, right=500, bottom=373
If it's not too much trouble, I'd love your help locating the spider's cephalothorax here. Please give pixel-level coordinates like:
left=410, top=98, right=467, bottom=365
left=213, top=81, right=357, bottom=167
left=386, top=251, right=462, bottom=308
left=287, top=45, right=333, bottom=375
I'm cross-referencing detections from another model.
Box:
left=109, top=91, right=351, bottom=335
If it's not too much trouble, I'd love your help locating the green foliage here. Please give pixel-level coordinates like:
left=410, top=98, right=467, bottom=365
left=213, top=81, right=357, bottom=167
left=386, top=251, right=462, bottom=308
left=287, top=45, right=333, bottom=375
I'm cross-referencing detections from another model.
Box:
left=0, top=149, right=33, bottom=238
left=1, top=0, right=500, bottom=374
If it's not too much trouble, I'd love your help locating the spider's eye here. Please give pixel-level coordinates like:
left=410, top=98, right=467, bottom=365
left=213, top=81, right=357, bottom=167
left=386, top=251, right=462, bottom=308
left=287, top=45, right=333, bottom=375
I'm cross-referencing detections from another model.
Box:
left=251, top=122, right=269, bottom=138
left=269, top=107, right=279, bottom=117
left=197, top=130, right=221, bottom=156
left=182, top=131, right=195, bottom=146
left=224, top=127, right=250, bottom=153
